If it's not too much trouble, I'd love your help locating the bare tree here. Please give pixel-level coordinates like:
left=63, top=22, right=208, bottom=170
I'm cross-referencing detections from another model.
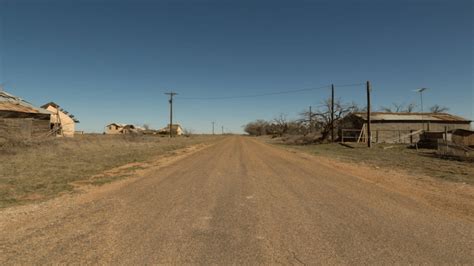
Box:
left=393, top=103, right=405, bottom=112
left=429, top=104, right=449, bottom=113
left=243, top=120, right=269, bottom=136
left=349, top=101, right=366, bottom=112
left=405, top=103, right=417, bottom=113
left=307, top=98, right=358, bottom=141
left=379, top=102, right=416, bottom=112
left=142, top=123, right=151, bottom=130
left=379, top=106, right=393, bottom=112
left=297, top=109, right=313, bottom=136
left=272, top=113, right=289, bottom=137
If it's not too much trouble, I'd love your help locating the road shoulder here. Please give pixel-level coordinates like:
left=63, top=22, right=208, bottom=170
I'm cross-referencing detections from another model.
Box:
left=261, top=138, right=474, bottom=222
left=0, top=142, right=215, bottom=226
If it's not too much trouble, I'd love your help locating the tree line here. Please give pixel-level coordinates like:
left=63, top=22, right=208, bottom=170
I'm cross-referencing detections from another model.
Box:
left=243, top=99, right=449, bottom=138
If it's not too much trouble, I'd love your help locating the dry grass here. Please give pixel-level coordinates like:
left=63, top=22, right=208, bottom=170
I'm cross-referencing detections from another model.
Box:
left=266, top=137, right=474, bottom=185
left=0, top=134, right=221, bottom=208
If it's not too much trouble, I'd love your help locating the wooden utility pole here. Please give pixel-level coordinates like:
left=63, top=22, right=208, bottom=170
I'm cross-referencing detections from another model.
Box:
left=331, top=84, right=335, bottom=142
left=212, top=121, right=215, bottom=135
left=308, top=106, right=312, bottom=133
left=366, top=81, right=372, bottom=148
left=165, top=92, right=178, bottom=138
left=222, top=126, right=224, bottom=135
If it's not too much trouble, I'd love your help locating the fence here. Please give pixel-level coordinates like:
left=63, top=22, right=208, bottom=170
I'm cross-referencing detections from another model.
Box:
left=341, top=129, right=424, bottom=144
left=437, top=139, right=473, bottom=159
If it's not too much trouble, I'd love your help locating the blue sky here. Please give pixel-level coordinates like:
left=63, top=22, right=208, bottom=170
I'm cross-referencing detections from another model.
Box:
left=0, top=0, right=472, bottom=133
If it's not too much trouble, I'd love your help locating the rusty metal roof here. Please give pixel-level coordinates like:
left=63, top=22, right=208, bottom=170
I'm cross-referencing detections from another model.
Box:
left=352, top=112, right=471, bottom=122
left=0, top=91, right=51, bottom=115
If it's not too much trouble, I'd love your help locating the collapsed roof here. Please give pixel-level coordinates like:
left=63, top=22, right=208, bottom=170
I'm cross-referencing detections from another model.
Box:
left=41, top=102, right=80, bottom=123
left=0, top=91, right=50, bottom=118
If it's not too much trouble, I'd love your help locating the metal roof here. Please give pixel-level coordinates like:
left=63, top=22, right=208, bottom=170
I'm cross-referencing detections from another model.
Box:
left=0, top=91, right=51, bottom=115
left=352, top=112, right=471, bottom=122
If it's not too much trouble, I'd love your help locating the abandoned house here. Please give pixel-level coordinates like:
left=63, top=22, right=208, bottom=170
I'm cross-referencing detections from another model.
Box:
left=105, top=123, right=138, bottom=134
left=0, top=91, right=51, bottom=140
left=158, top=124, right=183, bottom=136
left=339, top=112, right=471, bottom=144
left=41, top=102, right=80, bottom=137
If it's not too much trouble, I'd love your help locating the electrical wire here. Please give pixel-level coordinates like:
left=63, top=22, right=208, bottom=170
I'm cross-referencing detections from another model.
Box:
left=177, top=84, right=331, bottom=100
left=333, top=82, right=366, bottom=88
left=177, top=82, right=366, bottom=100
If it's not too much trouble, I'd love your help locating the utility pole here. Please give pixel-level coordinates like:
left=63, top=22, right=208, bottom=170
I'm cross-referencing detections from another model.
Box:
left=308, top=106, right=312, bottom=133
left=222, top=126, right=224, bottom=135
left=165, top=92, right=178, bottom=138
left=331, top=84, right=335, bottom=142
left=366, top=81, right=372, bottom=148
left=212, top=121, right=215, bottom=135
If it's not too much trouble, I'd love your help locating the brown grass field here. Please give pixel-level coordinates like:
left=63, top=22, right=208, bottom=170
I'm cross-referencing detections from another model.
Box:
left=0, top=134, right=221, bottom=208
left=267, top=138, right=473, bottom=185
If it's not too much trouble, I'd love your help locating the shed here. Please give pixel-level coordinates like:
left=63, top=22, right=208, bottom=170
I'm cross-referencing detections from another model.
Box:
left=339, top=112, right=471, bottom=144
left=41, top=102, right=80, bottom=137
left=451, top=129, right=474, bottom=147
left=0, top=91, right=51, bottom=140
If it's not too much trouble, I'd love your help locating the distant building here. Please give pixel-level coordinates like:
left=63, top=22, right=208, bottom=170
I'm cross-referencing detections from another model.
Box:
left=159, top=124, right=183, bottom=136
left=0, top=91, right=51, bottom=140
left=340, top=112, right=471, bottom=143
left=105, top=123, right=138, bottom=134
left=41, top=102, right=80, bottom=137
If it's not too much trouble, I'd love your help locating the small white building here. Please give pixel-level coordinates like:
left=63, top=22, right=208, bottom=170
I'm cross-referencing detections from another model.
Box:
left=41, top=102, right=79, bottom=137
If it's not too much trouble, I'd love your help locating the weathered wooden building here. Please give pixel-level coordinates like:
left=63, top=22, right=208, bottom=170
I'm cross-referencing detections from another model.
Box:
left=340, top=112, right=471, bottom=143
left=451, top=129, right=474, bottom=147
left=158, top=124, right=183, bottom=136
left=105, top=123, right=138, bottom=134
left=41, top=102, right=80, bottom=137
left=0, top=91, right=51, bottom=140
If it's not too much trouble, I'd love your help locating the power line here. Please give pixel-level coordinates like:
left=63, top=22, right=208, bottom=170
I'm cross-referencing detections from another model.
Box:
left=178, top=84, right=331, bottom=100
left=176, top=82, right=366, bottom=100
left=333, top=82, right=366, bottom=88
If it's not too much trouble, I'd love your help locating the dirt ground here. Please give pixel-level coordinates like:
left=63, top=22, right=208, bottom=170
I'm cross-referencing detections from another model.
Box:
left=0, top=136, right=472, bottom=264
left=268, top=137, right=474, bottom=184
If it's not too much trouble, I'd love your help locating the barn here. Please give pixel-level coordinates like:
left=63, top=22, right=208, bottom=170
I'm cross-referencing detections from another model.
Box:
left=339, top=112, right=471, bottom=144
left=0, top=91, right=51, bottom=140
left=41, top=102, right=80, bottom=137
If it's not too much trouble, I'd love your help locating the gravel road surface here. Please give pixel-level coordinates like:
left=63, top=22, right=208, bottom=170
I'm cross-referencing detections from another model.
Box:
left=1, top=136, right=472, bottom=264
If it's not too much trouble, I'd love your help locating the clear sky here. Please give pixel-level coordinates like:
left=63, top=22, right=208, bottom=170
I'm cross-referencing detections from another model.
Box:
left=0, top=0, right=472, bottom=133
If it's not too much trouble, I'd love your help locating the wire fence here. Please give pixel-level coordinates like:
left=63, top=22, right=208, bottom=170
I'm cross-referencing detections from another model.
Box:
left=437, top=139, right=474, bottom=159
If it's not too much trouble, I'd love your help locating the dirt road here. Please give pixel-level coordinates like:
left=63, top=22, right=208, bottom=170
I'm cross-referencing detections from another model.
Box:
left=1, top=136, right=473, bottom=264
